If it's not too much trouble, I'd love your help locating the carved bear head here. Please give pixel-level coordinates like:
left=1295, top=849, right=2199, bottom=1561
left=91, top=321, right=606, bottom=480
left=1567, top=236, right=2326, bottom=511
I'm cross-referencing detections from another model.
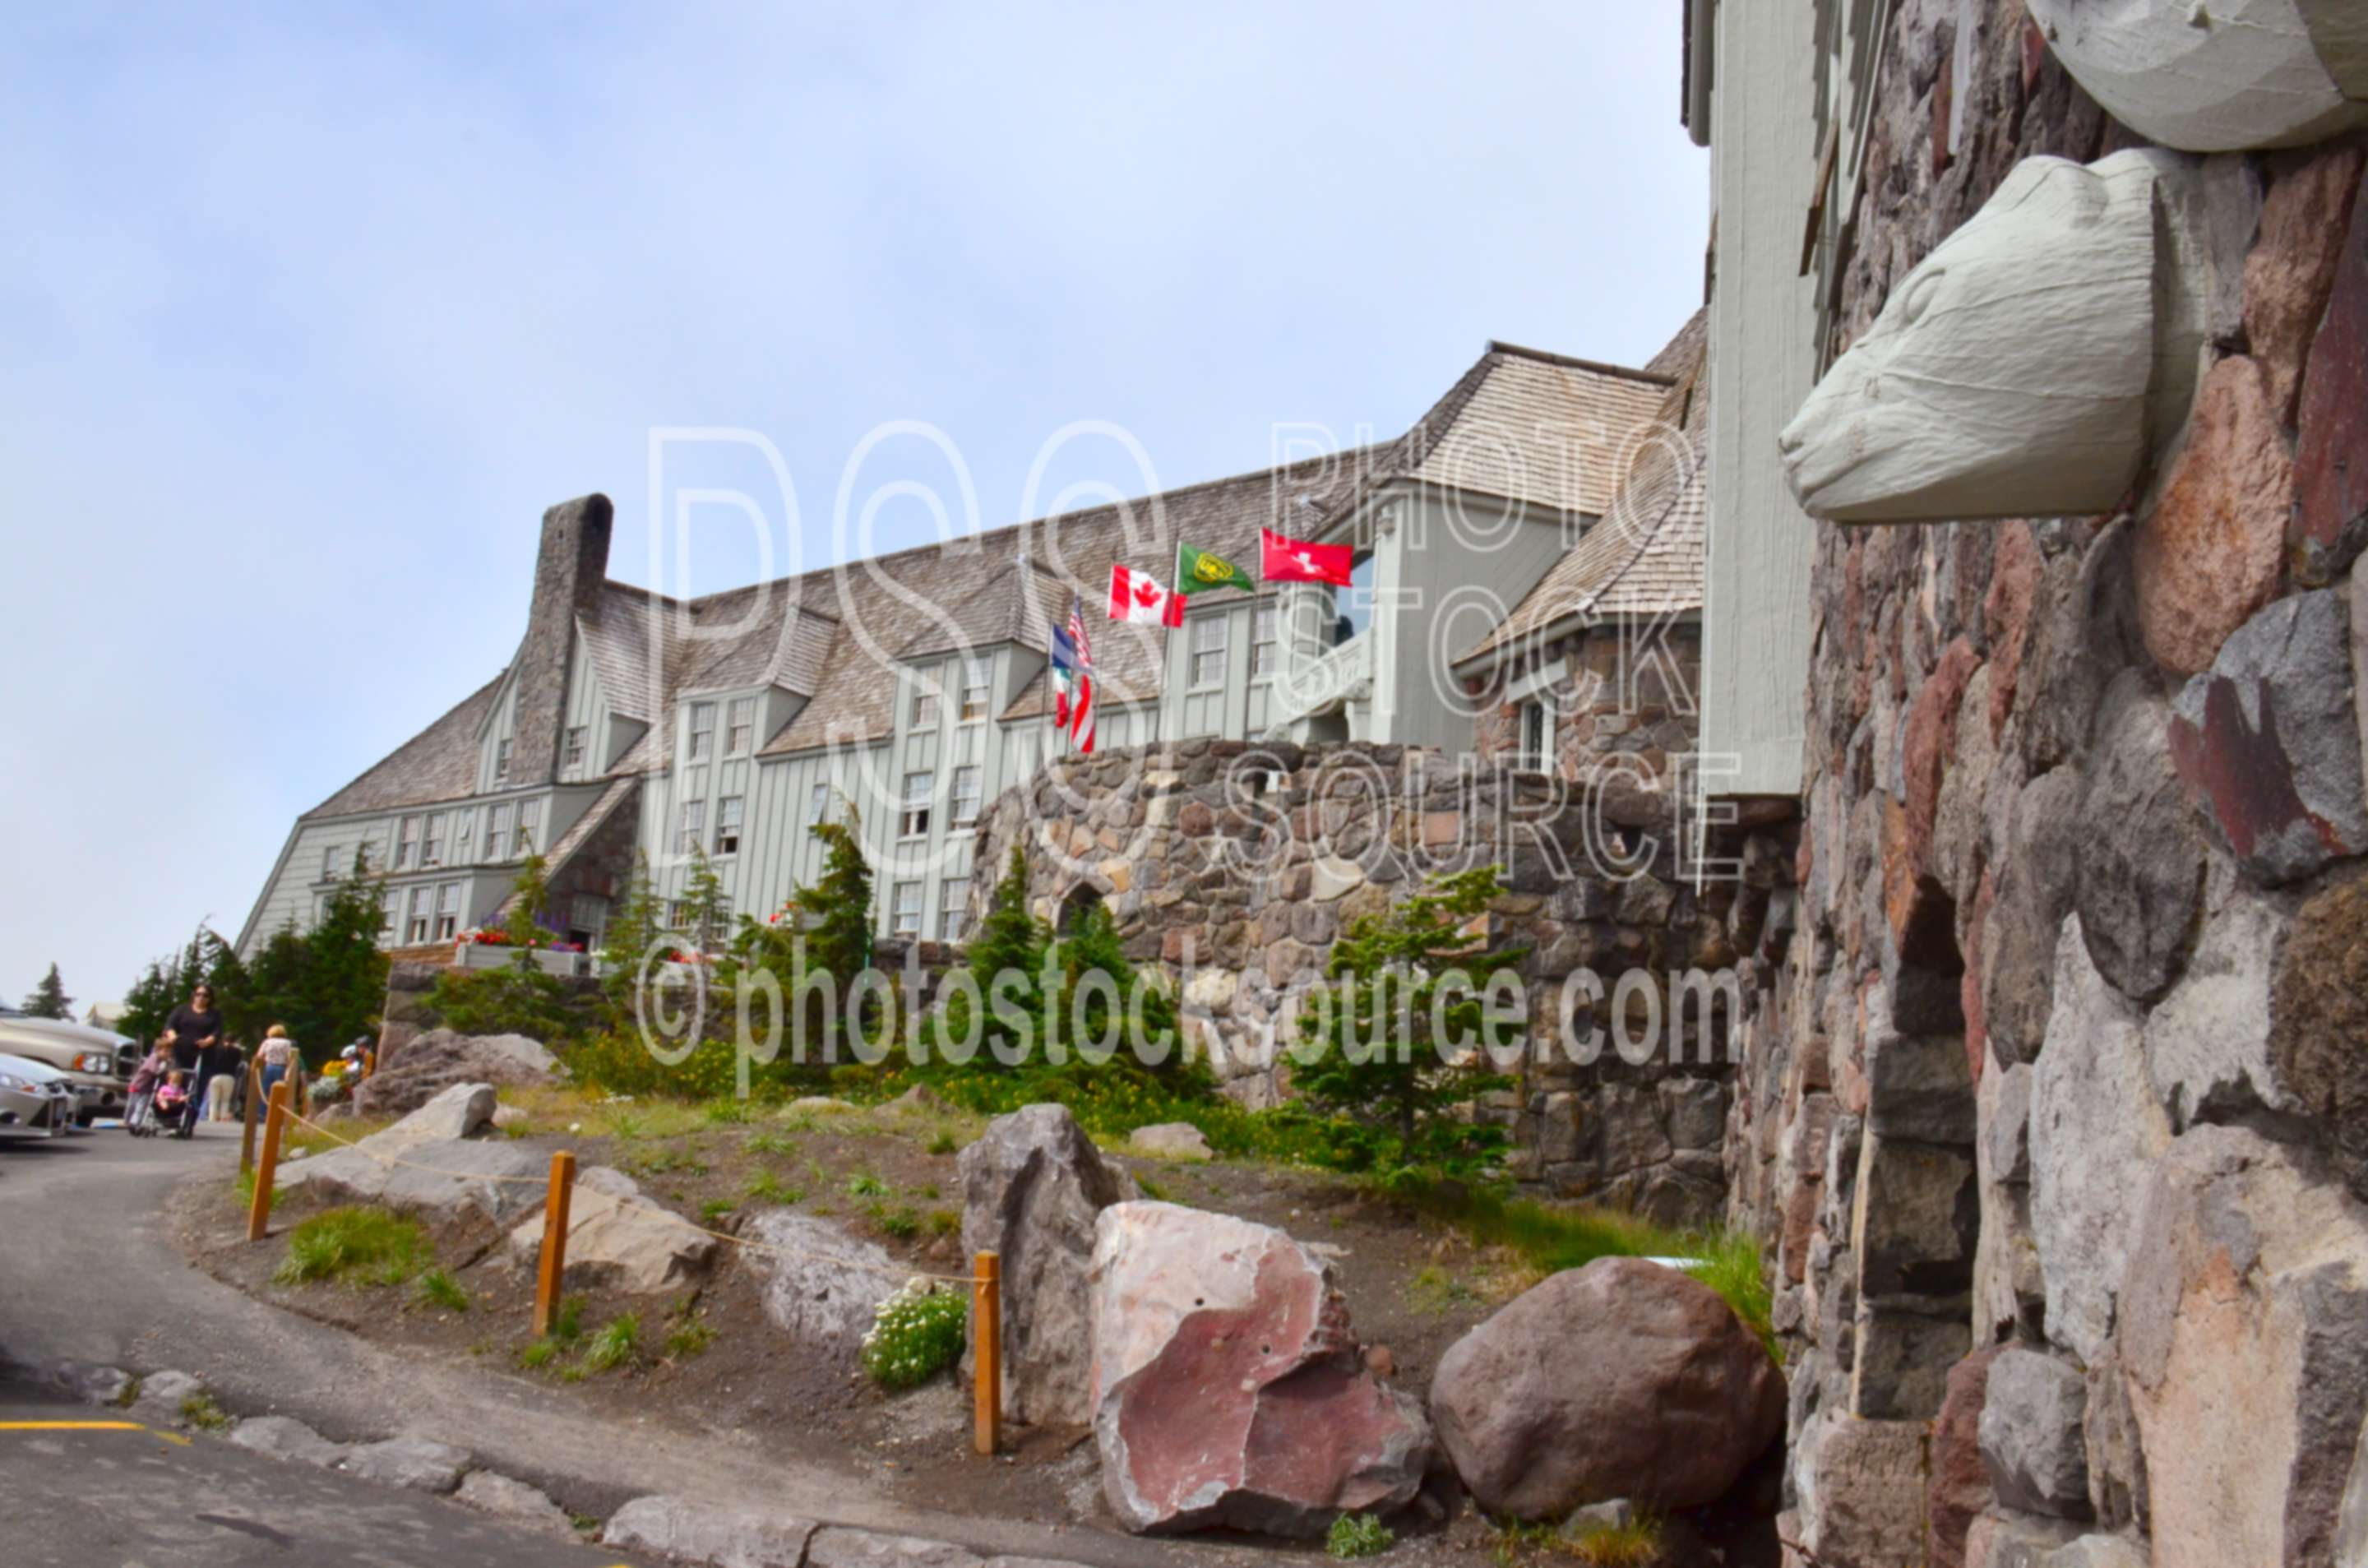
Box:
left=1778, top=150, right=2209, bottom=525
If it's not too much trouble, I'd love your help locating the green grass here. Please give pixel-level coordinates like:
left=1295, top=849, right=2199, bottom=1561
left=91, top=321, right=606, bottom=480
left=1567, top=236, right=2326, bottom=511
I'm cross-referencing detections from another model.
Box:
left=925, top=1209, right=960, bottom=1238
left=272, top=1207, right=430, bottom=1288
left=1326, top=1513, right=1395, bottom=1560
left=516, top=1339, right=561, bottom=1371
left=700, top=1198, right=735, bottom=1223
left=744, top=1173, right=802, bottom=1205
left=871, top=1205, right=920, bottom=1240
left=926, top=1131, right=959, bottom=1156
left=551, top=1295, right=586, bottom=1344
left=1408, top=1264, right=1481, bottom=1316
left=704, top=1097, right=752, bottom=1125
left=664, top=1318, right=715, bottom=1361
left=413, top=1268, right=470, bottom=1313
left=581, top=1313, right=641, bottom=1374
left=746, top=1130, right=795, bottom=1157
left=179, top=1392, right=232, bottom=1432
left=845, top=1172, right=887, bottom=1198
left=1687, top=1227, right=1778, bottom=1362
left=233, top=1168, right=257, bottom=1208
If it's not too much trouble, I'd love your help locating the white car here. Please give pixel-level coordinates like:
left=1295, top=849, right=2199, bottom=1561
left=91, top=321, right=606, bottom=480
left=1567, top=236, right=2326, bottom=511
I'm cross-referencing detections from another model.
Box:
left=0, top=1007, right=136, bottom=1126
left=0, top=1053, right=76, bottom=1138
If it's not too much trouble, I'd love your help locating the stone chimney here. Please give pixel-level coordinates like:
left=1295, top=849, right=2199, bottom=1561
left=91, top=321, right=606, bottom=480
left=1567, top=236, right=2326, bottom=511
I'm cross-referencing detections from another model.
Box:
left=509, top=493, right=613, bottom=785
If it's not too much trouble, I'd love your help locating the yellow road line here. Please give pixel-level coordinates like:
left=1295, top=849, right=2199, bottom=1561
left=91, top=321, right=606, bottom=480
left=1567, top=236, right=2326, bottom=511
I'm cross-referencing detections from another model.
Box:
left=0, top=1420, right=147, bottom=1432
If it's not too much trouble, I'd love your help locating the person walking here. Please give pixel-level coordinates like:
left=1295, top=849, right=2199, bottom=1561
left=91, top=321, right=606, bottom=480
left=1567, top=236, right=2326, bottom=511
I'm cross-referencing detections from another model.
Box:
left=256, top=1025, right=298, bottom=1104
left=160, top=983, right=224, bottom=1140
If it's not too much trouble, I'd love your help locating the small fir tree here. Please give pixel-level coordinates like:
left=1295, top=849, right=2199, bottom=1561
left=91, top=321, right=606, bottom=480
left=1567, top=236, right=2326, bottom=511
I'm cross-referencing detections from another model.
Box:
left=679, top=845, right=730, bottom=955
left=1290, top=864, right=1527, bottom=1182
left=21, top=963, right=72, bottom=1020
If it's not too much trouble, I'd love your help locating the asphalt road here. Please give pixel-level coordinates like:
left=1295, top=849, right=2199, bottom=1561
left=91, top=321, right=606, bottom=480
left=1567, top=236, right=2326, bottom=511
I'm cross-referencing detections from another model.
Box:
left=0, top=1377, right=642, bottom=1567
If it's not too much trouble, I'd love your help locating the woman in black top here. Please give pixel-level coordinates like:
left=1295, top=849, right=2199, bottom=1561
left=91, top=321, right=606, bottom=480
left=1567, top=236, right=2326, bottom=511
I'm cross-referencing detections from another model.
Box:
left=161, top=984, right=223, bottom=1139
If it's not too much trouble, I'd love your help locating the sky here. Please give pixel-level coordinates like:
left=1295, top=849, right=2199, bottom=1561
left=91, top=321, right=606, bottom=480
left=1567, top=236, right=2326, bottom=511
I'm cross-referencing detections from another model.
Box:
left=0, top=2, right=1707, bottom=1014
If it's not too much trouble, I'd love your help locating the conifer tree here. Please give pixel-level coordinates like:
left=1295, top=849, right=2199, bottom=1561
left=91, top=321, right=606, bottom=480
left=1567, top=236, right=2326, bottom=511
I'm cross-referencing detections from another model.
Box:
left=21, top=963, right=71, bottom=1020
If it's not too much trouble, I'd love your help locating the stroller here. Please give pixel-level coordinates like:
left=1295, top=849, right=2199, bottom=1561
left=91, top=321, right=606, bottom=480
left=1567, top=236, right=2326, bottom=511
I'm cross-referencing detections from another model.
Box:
left=133, top=1075, right=189, bottom=1138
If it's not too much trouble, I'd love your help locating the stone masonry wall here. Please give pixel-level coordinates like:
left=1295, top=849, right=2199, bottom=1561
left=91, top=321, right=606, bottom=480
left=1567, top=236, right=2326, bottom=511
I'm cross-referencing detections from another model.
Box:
left=974, top=738, right=1793, bottom=1228
left=1727, top=6, right=2368, bottom=1566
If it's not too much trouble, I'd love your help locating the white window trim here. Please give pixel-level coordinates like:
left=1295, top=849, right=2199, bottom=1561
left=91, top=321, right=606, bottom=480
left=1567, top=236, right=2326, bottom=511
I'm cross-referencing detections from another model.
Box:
left=687, top=701, right=716, bottom=763
left=890, top=881, right=923, bottom=938
left=960, top=659, right=991, bottom=723
left=562, top=725, right=589, bottom=774
left=951, top=765, right=982, bottom=826
left=900, top=771, right=934, bottom=840
left=679, top=799, right=706, bottom=856
left=715, top=795, right=744, bottom=857
left=1190, top=614, right=1229, bottom=691
left=726, top=697, right=755, bottom=758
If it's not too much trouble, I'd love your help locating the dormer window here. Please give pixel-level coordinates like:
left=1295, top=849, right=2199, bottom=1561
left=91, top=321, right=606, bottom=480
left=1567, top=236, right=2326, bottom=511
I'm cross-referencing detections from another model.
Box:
left=960, top=659, right=991, bottom=723
left=726, top=697, right=755, bottom=757
left=687, top=702, right=716, bottom=763
left=395, top=816, right=421, bottom=871
left=913, top=686, right=940, bottom=729
left=562, top=726, right=588, bottom=774
left=1252, top=605, right=1279, bottom=678
left=494, top=738, right=512, bottom=784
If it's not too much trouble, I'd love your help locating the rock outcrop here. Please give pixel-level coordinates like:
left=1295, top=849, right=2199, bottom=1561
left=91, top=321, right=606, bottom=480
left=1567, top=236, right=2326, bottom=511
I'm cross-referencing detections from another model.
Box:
left=1089, top=1202, right=1429, bottom=1537
left=960, top=1104, right=1138, bottom=1427
left=504, top=1166, right=716, bottom=1293
left=1428, top=1256, right=1783, bottom=1519
left=275, top=1082, right=543, bottom=1238
left=354, top=1029, right=556, bottom=1118
left=747, top=1213, right=902, bottom=1373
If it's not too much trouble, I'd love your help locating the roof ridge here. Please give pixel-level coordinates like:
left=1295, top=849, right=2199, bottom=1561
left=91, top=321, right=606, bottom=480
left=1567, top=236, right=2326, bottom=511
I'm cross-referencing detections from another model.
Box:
left=1482, top=340, right=1677, bottom=386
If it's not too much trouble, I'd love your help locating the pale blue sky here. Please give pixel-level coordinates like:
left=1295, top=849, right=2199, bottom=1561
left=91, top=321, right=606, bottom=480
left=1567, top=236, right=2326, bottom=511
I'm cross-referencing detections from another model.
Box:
left=0, top=2, right=1705, bottom=1008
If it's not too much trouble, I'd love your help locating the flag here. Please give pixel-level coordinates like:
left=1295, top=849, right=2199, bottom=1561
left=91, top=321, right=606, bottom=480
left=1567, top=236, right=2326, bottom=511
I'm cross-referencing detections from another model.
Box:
left=1260, top=527, right=1354, bottom=586
left=1050, top=620, right=1081, bottom=728
left=1065, top=595, right=1096, bottom=754
left=1177, top=540, right=1256, bottom=594
left=1108, top=562, right=1186, bottom=627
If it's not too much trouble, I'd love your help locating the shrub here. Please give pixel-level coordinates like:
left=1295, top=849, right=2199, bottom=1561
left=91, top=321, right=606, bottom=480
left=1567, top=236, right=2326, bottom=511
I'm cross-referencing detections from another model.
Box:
left=1563, top=1511, right=1664, bottom=1566
left=414, top=1269, right=470, bottom=1313
left=1326, top=1513, right=1395, bottom=1560
left=179, top=1392, right=232, bottom=1432
left=846, top=1173, right=887, bottom=1197
left=860, top=1280, right=966, bottom=1390
left=274, top=1207, right=428, bottom=1287
left=427, top=955, right=583, bottom=1045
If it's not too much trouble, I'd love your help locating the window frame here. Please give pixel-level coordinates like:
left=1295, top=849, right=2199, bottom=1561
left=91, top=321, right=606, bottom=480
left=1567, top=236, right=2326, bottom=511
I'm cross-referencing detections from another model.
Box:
left=494, top=738, right=512, bottom=784
left=487, top=802, right=516, bottom=861
left=562, top=725, right=589, bottom=774
left=912, top=684, right=941, bottom=730
left=726, top=697, right=755, bottom=757
left=422, top=815, right=444, bottom=868
left=678, top=798, right=706, bottom=856
left=395, top=816, right=421, bottom=871
left=1189, top=613, right=1229, bottom=690
left=950, top=765, right=983, bottom=827
left=959, top=659, right=991, bottom=723
left=890, top=880, right=923, bottom=938
left=715, top=794, right=744, bottom=857
left=516, top=798, right=540, bottom=854
left=807, top=781, right=832, bottom=828
left=1251, top=604, right=1279, bottom=678
left=405, top=885, right=434, bottom=946
left=900, top=770, right=934, bottom=840
left=687, top=701, right=717, bottom=763
left=434, top=881, right=461, bottom=941
left=1520, top=700, right=1551, bottom=771
left=939, top=878, right=967, bottom=942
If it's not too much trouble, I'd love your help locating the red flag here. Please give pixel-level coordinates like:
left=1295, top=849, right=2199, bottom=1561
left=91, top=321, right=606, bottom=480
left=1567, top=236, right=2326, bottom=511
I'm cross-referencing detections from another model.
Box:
left=1108, top=562, right=1186, bottom=627
left=1260, top=527, right=1353, bottom=585
left=1066, top=594, right=1096, bottom=755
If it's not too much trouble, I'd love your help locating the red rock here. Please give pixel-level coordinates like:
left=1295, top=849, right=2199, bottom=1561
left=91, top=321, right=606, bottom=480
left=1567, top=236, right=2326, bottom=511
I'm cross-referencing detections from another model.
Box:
left=2294, top=160, right=2368, bottom=587
left=2248, top=146, right=2366, bottom=423
left=1429, top=1257, right=1784, bottom=1519
left=1884, top=797, right=1959, bottom=976
left=1089, top=1204, right=1429, bottom=1537
left=1926, top=1347, right=2005, bottom=1568
left=1983, top=522, right=2042, bottom=741
left=2134, top=356, right=2293, bottom=676
left=1903, top=639, right=1982, bottom=874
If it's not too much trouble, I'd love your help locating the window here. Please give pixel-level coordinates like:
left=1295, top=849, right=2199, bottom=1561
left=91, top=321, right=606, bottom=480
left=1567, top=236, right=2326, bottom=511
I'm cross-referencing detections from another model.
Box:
left=516, top=798, right=540, bottom=855
left=1520, top=701, right=1551, bottom=770
left=321, top=845, right=339, bottom=882
left=453, top=813, right=473, bottom=864
left=395, top=816, right=421, bottom=870
left=422, top=815, right=445, bottom=868
left=687, top=701, right=716, bottom=762
left=562, top=726, right=589, bottom=774
left=900, top=771, right=933, bottom=839
left=488, top=803, right=516, bottom=860
left=1252, top=604, right=1279, bottom=678
left=951, top=765, right=982, bottom=826
left=807, top=781, right=832, bottom=828
left=379, top=887, right=400, bottom=941
left=669, top=900, right=691, bottom=928
left=494, top=738, right=512, bottom=784
left=726, top=697, right=755, bottom=756
left=1191, top=615, right=1228, bottom=688
left=434, top=882, right=461, bottom=941
left=1330, top=551, right=1377, bottom=645
left=912, top=685, right=940, bottom=729
left=405, top=886, right=433, bottom=945
left=940, top=879, right=968, bottom=941
left=960, top=659, right=991, bottom=722
left=678, top=799, right=706, bottom=855
left=715, top=795, right=744, bottom=856
left=890, top=881, right=923, bottom=938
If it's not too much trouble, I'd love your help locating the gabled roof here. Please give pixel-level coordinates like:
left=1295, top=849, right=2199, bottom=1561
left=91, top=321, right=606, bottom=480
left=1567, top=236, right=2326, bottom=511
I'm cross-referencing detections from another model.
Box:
left=1457, top=309, right=1709, bottom=668
left=303, top=674, right=505, bottom=820
left=894, top=561, right=1066, bottom=662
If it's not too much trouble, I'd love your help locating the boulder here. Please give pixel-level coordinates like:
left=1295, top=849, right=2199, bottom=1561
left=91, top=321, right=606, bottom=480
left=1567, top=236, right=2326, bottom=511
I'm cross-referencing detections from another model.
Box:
left=1851, top=1127, right=1978, bottom=1304
left=2084, top=1358, right=2150, bottom=1534
left=1429, top=1256, right=1782, bottom=1519
left=2040, top=1538, right=2149, bottom=1568
left=2076, top=673, right=2208, bottom=1003
left=2030, top=916, right=2174, bottom=1367
left=376, top=1081, right=500, bottom=1145
left=504, top=1166, right=717, bottom=1293
left=277, top=1135, right=547, bottom=1238
left=1982, top=769, right=2084, bottom=1066
left=1929, top=1348, right=2005, bottom=1568
left=747, top=1213, right=900, bottom=1372
left=2142, top=874, right=2295, bottom=1131
left=1985, top=1063, right=2034, bottom=1186
left=1091, top=1202, right=1430, bottom=1536
left=337, top=1436, right=469, bottom=1493
left=2117, top=1124, right=2368, bottom=1568
left=602, top=1496, right=817, bottom=1567
left=807, top=1529, right=983, bottom=1567
left=354, top=1030, right=556, bottom=1118
left=1978, top=1350, right=2092, bottom=1520
left=1865, top=1021, right=1977, bottom=1145
left=228, top=1416, right=346, bottom=1469
left=960, top=1104, right=1139, bottom=1427
left=1963, top=1510, right=2082, bottom=1568
left=1126, top=1122, right=1214, bottom=1161
left=2132, top=355, right=2292, bottom=676
left=453, top=1469, right=575, bottom=1536
left=1795, top=1413, right=1931, bottom=1568
left=129, top=1370, right=207, bottom=1428
left=2245, top=143, right=2365, bottom=423
left=2268, top=871, right=2368, bottom=1200
left=42, top=1359, right=131, bottom=1408
left=2169, top=587, right=2368, bottom=885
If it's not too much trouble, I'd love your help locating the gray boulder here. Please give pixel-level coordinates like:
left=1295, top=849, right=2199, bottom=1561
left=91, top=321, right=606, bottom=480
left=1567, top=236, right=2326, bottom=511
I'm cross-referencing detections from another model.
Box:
left=228, top=1416, right=347, bottom=1469
left=336, top=1436, right=469, bottom=1493
left=504, top=1165, right=716, bottom=1293
left=1126, top=1122, right=1214, bottom=1161
left=747, top=1212, right=900, bottom=1372
left=960, top=1103, right=1138, bottom=1427
left=602, top=1495, right=817, bottom=1566
left=1977, top=1350, right=2092, bottom=1520
left=129, top=1370, right=207, bottom=1428
left=1429, top=1256, right=1783, bottom=1519
left=807, top=1528, right=983, bottom=1566
left=42, top=1359, right=132, bottom=1408
left=2075, top=672, right=2208, bottom=1004
left=279, top=1133, right=546, bottom=1238
left=453, top=1470, right=576, bottom=1536
left=356, top=1030, right=556, bottom=1117
left=2143, top=875, right=2295, bottom=1131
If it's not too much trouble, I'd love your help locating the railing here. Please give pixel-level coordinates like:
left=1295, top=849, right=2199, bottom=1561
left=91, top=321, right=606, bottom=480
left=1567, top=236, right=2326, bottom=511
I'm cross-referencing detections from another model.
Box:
left=1265, top=632, right=1373, bottom=732
left=453, top=942, right=592, bottom=978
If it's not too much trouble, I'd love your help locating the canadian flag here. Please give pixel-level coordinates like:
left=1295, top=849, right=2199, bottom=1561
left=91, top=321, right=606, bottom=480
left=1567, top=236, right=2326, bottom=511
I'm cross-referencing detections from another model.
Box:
left=1107, top=562, right=1186, bottom=627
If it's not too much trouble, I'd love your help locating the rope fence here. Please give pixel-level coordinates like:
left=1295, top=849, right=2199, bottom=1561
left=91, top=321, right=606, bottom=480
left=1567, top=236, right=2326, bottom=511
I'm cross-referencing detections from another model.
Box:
left=247, top=1093, right=1004, bottom=1453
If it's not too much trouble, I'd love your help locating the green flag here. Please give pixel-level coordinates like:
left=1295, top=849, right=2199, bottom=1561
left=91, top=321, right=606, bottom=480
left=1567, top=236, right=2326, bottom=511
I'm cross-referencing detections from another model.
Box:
left=1177, top=541, right=1256, bottom=595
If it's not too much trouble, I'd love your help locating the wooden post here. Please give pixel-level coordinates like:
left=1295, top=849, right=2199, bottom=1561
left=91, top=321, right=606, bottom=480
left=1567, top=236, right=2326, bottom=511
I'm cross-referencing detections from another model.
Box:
left=973, top=1251, right=1001, bottom=1457
left=239, top=1058, right=261, bottom=1174
left=246, top=1081, right=290, bottom=1242
left=532, top=1150, right=577, bottom=1339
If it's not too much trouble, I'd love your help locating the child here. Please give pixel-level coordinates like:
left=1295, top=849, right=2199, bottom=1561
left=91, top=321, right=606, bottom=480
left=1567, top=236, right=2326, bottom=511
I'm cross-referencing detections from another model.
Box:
left=257, top=1025, right=298, bottom=1102
left=124, top=1042, right=171, bottom=1136
left=153, top=1071, right=190, bottom=1132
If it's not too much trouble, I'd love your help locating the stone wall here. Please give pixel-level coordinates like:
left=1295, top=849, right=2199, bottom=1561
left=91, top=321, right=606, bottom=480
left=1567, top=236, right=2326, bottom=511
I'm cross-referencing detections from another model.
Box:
left=1725, top=5, right=2368, bottom=1565
left=1470, top=622, right=1704, bottom=787
left=973, top=738, right=1792, bottom=1228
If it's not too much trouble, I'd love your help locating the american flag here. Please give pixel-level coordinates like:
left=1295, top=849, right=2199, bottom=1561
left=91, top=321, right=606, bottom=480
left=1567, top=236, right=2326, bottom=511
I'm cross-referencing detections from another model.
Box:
left=1066, top=594, right=1095, bottom=755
